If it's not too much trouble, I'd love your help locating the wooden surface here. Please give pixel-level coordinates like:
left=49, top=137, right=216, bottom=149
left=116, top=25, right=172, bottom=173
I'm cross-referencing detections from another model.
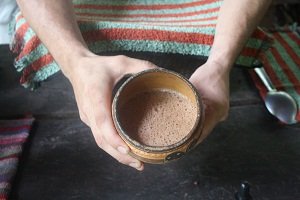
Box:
left=1, top=45, right=300, bottom=200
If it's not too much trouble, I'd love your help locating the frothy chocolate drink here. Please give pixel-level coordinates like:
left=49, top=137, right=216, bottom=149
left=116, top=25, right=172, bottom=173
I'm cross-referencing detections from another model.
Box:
left=119, top=89, right=197, bottom=146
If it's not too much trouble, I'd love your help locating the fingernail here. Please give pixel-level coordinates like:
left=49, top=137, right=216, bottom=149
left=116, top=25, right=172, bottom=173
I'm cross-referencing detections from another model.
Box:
left=136, top=164, right=144, bottom=171
left=129, top=162, right=141, bottom=169
left=117, top=146, right=129, bottom=154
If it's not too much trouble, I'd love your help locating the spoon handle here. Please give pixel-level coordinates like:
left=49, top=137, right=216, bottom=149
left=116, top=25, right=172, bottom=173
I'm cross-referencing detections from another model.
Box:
left=254, top=67, right=276, bottom=92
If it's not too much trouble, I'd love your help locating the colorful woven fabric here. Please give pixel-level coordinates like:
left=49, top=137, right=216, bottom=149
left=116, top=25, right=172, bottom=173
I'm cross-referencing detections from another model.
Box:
left=250, top=31, right=300, bottom=122
left=10, top=0, right=270, bottom=89
left=0, top=118, right=34, bottom=200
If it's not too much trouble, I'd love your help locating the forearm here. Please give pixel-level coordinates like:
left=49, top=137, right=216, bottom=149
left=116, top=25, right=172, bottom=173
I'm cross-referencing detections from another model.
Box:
left=16, top=0, right=92, bottom=78
left=208, top=0, right=272, bottom=71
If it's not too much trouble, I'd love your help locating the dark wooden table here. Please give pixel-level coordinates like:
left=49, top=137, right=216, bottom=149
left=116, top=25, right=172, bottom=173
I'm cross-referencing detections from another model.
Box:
left=1, top=45, right=300, bottom=200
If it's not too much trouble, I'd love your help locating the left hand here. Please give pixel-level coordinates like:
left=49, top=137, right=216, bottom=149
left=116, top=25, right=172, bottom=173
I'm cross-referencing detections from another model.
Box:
left=189, top=60, right=231, bottom=143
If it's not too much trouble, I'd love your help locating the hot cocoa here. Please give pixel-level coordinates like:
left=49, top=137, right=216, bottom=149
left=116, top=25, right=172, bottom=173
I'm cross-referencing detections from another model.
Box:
left=119, top=89, right=197, bottom=146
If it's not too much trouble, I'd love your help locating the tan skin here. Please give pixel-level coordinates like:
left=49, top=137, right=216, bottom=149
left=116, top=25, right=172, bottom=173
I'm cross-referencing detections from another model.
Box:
left=17, top=0, right=271, bottom=170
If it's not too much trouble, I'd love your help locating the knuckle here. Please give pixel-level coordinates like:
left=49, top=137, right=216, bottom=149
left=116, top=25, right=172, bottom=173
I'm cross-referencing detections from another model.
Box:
left=115, top=55, right=126, bottom=59
left=116, top=156, right=127, bottom=165
left=103, top=135, right=118, bottom=150
left=115, top=55, right=127, bottom=63
left=78, top=105, right=91, bottom=126
left=142, top=60, right=156, bottom=68
left=95, top=136, right=104, bottom=148
left=117, top=55, right=126, bottom=59
left=79, top=113, right=88, bottom=124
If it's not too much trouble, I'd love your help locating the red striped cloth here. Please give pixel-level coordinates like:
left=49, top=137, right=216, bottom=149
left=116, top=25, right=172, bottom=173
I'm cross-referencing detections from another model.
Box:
left=250, top=31, right=300, bottom=123
left=0, top=118, right=34, bottom=200
left=10, top=0, right=271, bottom=89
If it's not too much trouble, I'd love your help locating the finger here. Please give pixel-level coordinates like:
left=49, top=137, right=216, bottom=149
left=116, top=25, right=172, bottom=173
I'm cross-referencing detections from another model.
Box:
left=90, top=114, right=144, bottom=170
left=73, top=89, right=90, bottom=127
left=197, top=104, right=218, bottom=144
left=88, top=86, right=144, bottom=170
left=90, top=91, right=130, bottom=153
left=78, top=109, right=90, bottom=127
left=100, top=139, right=144, bottom=171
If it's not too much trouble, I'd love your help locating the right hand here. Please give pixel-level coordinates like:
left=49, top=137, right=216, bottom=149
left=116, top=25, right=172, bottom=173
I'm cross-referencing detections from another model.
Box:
left=66, top=54, right=158, bottom=170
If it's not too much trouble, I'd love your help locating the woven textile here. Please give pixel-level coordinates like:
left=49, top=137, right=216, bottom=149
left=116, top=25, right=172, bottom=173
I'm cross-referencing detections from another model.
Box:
left=10, top=0, right=270, bottom=89
left=0, top=118, right=34, bottom=200
left=250, top=31, right=300, bottom=122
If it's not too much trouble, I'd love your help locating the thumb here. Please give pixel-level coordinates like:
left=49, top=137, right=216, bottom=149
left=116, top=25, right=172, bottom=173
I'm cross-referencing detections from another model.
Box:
left=126, top=58, right=158, bottom=74
left=113, top=59, right=158, bottom=86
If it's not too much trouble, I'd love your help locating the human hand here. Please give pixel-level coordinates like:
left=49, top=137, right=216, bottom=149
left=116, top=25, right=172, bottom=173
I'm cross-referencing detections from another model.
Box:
left=189, top=60, right=230, bottom=143
left=67, top=54, right=157, bottom=170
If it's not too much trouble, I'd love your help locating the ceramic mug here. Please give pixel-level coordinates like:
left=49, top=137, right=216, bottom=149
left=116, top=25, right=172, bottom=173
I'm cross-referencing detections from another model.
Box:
left=112, top=68, right=204, bottom=164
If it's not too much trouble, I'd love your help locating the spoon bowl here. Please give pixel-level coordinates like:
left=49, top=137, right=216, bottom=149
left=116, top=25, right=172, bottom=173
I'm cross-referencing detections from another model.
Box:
left=265, top=91, right=298, bottom=124
left=254, top=67, right=298, bottom=124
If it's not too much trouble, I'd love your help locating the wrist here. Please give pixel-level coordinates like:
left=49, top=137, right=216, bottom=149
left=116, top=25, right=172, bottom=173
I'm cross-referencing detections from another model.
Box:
left=208, top=32, right=246, bottom=71
left=207, top=47, right=236, bottom=72
left=193, top=59, right=230, bottom=84
left=60, top=47, right=95, bottom=80
left=204, top=57, right=232, bottom=75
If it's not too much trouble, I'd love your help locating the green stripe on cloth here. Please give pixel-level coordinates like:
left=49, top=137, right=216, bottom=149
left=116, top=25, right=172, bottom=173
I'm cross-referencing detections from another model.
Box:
left=76, top=12, right=220, bottom=21
left=15, top=19, right=35, bottom=45
left=33, top=61, right=60, bottom=82
left=15, top=44, right=50, bottom=72
left=72, top=0, right=220, bottom=6
left=80, top=22, right=216, bottom=32
left=74, top=1, right=222, bottom=15
left=272, top=38, right=300, bottom=80
left=89, top=39, right=212, bottom=55
left=236, top=56, right=257, bottom=68
left=266, top=52, right=296, bottom=87
left=79, top=18, right=218, bottom=26
left=279, top=32, right=300, bottom=51
left=20, top=61, right=59, bottom=88
left=15, top=17, right=26, bottom=30
left=78, top=21, right=217, bottom=34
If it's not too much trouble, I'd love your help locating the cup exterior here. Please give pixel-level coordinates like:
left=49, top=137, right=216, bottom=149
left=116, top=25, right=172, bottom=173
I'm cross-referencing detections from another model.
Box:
left=112, top=68, right=204, bottom=164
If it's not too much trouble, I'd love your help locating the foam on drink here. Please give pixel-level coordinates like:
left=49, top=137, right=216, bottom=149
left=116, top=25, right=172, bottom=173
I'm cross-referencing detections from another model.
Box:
left=119, top=89, right=197, bottom=146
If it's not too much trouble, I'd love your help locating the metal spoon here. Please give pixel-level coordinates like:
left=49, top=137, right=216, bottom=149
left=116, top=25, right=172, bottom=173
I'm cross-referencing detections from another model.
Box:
left=254, top=67, right=298, bottom=124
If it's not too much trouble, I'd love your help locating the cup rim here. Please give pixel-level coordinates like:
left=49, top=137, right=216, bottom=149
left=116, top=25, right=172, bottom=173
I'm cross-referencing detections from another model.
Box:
left=112, top=68, right=204, bottom=153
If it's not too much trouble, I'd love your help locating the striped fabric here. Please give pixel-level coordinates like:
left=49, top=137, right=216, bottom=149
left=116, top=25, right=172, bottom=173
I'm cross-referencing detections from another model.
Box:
left=10, top=0, right=270, bottom=89
left=0, top=118, right=34, bottom=200
left=250, top=31, right=300, bottom=122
